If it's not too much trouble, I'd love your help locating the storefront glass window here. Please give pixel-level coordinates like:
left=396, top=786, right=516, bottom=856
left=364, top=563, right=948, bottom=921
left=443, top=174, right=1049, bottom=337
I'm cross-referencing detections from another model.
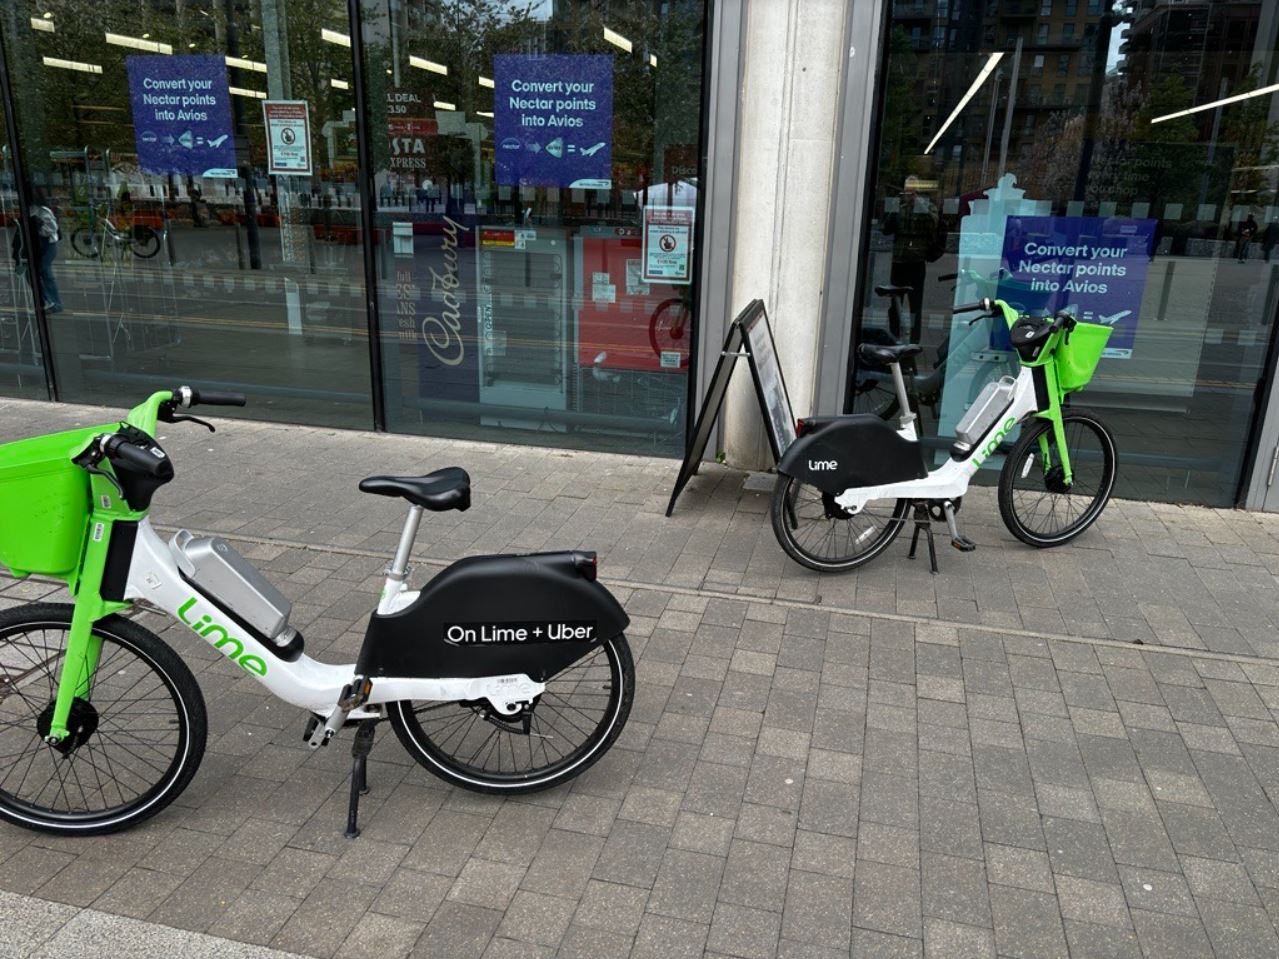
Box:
left=360, top=0, right=706, bottom=455
left=854, top=0, right=1279, bottom=506
left=0, top=92, right=46, bottom=400
left=1, top=0, right=377, bottom=428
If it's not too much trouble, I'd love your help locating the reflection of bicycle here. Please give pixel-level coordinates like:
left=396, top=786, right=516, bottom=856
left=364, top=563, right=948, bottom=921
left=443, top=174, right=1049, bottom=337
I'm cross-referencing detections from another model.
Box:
left=773, top=298, right=1118, bottom=573
left=0, top=387, right=635, bottom=836
left=70, top=205, right=161, bottom=260
left=648, top=294, right=691, bottom=369
left=851, top=270, right=1022, bottom=419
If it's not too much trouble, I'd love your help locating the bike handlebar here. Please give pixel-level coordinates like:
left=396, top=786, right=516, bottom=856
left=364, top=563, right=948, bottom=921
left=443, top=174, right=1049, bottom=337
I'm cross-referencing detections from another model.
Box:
left=190, top=389, right=247, bottom=407
left=953, top=298, right=994, bottom=315
left=104, top=433, right=170, bottom=477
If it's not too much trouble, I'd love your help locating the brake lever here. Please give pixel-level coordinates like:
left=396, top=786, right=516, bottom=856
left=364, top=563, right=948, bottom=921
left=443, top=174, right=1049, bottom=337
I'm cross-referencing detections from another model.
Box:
left=169, top=412, right=216, bottom=432
left=71, top=441, right=125, bottom=498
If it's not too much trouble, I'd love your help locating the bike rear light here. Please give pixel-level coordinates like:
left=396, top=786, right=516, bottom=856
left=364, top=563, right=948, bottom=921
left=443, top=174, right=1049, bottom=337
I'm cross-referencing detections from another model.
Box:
left=572, top=551, right=598, bottom=581
left=797, top=418, right=808, bottom=435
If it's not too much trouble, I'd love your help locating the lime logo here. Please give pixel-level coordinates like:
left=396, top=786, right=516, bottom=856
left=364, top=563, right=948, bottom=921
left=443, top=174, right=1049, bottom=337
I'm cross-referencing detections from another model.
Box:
left=178, top=597, right=268, bottom=677
left=808, top=459, right=838, bottom=471
left=972, top=416, right=1019, bottom=468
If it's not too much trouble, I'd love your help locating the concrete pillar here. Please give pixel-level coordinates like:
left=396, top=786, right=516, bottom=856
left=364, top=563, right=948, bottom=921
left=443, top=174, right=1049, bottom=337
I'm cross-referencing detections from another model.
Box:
left=722, top=0, right=850, bottom=470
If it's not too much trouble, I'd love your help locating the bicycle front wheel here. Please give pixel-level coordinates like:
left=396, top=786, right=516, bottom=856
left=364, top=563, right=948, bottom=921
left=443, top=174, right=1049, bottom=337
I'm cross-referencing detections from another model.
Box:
left=70, top=227, right=100, bottom=259
left=390, top=634, right=633, bottom=794
left=0, top=603, right=206, bottom=835
left=130, top=227, right=161, bottom=259
left=998, top=410, right=1117, bottom=547
left=770, top=476, right=909, bottom=572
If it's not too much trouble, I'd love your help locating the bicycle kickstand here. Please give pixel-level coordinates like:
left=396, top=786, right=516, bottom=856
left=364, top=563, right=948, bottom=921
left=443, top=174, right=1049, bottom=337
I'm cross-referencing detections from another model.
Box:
left=907, top=502, right=940, bottom=574
left=344, top=719, right=378, bottom=839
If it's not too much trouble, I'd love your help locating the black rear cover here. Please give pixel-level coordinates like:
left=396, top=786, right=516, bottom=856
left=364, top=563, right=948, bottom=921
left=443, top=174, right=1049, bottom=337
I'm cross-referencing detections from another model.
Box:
left=777, top=414, right=927, bottom=493
left=356, top=552, right=629, bottom=681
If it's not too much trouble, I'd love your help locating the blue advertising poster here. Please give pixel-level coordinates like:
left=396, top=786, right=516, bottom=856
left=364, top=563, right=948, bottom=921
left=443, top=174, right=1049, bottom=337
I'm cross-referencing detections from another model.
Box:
left=494, top=55, right=613, bottom=189
left=127, top=55, right=237, bottom=177
left=997, top=216, right=1157, bottom=359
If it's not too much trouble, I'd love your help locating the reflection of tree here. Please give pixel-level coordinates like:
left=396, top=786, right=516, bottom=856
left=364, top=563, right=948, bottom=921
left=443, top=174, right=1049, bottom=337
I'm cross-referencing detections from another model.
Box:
left=1219, top=65, right=1279, bottom=212
left=1020, top=74, right=1209, bottom=217
left=876, top=28, right=923, bottom=203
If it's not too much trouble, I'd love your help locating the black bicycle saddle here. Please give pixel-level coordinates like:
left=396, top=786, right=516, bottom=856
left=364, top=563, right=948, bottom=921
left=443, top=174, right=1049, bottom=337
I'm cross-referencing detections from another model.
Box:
left=359, top=467, right=471, bottom=512
left=857, top=343, right=923, bottom=365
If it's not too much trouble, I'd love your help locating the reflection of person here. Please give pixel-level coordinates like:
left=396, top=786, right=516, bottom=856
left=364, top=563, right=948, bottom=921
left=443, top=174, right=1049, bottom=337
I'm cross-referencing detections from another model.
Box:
left=189, top=183, right=205, bottom=227
left=882, top=174, right=943, bottom=344
left=11, top=185, right=62, bottom=313
left=1236, top=213, right=1257, bottom=262
left=1263, top=221, right=1278, bottom=262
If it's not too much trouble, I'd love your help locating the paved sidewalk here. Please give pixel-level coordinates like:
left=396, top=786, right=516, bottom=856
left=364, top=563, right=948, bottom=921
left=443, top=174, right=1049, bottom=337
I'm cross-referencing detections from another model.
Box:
left=1, top=396, right=1279, bottom=958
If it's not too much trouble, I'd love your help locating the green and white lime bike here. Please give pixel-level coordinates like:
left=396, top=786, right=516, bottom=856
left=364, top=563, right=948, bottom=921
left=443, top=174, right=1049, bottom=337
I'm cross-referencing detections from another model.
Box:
left=0, top=388, right=634, bottom=836
left=772, top=297, right=1117, bottom=572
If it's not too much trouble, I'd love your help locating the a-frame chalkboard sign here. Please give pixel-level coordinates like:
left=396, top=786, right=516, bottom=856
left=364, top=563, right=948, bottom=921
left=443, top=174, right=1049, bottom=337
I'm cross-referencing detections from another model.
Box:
left=666, top=300, right=797, bottom=516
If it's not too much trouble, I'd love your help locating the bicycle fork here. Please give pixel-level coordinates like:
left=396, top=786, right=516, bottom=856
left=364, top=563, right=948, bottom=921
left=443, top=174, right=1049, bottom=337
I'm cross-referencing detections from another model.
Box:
left=45, top=490, right=135, bottom=744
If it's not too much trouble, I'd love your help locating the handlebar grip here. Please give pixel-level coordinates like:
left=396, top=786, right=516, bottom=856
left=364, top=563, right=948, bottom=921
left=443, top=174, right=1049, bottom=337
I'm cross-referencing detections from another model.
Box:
left=191, top=389, right=247, bottom=407
left=953, top=299, right=993, bottom=315
left=105, top=435, right=171, bottom=477
left=937, top=273, right=958, bottom=282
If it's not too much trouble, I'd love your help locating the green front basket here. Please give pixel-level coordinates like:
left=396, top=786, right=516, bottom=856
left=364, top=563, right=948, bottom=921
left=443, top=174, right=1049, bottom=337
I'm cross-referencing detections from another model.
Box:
left=0, top=427, right=98, bottom=578
left=1054, top=321, right=1112, bottom=393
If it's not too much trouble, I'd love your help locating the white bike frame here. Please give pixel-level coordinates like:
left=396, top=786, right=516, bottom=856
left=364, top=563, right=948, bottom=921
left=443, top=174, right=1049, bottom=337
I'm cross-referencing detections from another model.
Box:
left=834, top=362, right=1040, bottom=511
left=124, top=517, right=546, bottom=721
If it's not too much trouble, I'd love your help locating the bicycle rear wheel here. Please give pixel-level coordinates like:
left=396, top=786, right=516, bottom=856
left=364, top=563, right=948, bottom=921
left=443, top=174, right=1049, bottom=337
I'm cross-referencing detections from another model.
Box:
left=0, top=603, right=206, bottom=835
left=130, top=227, right=161, bottom=259
left=998, top=410, right=1117, bottom=547
left=390, top=634, right=633, bottom=794
left=649, top=298, right=691, bottom=369
left=770, top=476, right=909, bottom=572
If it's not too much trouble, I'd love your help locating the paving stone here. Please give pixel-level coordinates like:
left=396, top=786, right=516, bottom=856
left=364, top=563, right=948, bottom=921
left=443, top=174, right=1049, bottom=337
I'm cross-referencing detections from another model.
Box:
left=572, top=879, right=649, bottom=934
left=335, top=912, right=426, bottom=959
left=647, top=848, right=725, bottom=924
left=555, top=924, right=634, bottom=959
left=494, top=890, right=576, bottom=947
left=631, top=914, right=709, bottom=959
left=1053, top=875, right=1130, bottom=928
left=411, top=901, right=502, bottom=959
left=706, top=902, right=782, bottom=959
left=1063, top=919, right=1142, bottom=959
left=519, top=830, right=603, bottom=900
left=854, top=860, right=922, bottom=939
left=923, top=917, right=996, bottom=959
left=990, top=885, right=1069, bottom=959
left=920, top=852, right=990, bottom=927
left=1197, top=897, right=1279, bottom=958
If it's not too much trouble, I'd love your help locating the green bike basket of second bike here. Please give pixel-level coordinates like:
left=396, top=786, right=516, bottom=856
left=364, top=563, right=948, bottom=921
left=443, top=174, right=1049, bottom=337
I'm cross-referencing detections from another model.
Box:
left=0, top=425, right=102, bottom=579
left=1054, top=321, right=1112, bottom=393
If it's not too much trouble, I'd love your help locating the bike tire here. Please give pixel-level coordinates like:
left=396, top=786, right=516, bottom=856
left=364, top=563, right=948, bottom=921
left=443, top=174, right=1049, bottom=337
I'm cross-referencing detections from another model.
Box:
left=131, top=227, right=161, bottom=259
left=389, top=633, right=634, bottom=794
left=0, top=603, right=206, bottom=835
left=770, top=476, right=910, bottom=572
left=997, top=410, right=1117, bottom=548
left=649, top=298, right=691, bottom=369
left=70, top=227, right=100, bottom=259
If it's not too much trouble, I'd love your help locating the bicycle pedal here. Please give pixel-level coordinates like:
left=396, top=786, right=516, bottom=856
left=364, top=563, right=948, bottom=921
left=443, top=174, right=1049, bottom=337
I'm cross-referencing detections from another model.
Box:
left=950, top=535, right=977, bottom=553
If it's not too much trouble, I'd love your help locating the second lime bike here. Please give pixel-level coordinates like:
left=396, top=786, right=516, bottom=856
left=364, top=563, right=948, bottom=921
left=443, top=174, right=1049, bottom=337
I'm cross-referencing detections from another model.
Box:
left=772, top=297, right=1118, bottom=572
left=0, top=388, right=634, bottom=837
